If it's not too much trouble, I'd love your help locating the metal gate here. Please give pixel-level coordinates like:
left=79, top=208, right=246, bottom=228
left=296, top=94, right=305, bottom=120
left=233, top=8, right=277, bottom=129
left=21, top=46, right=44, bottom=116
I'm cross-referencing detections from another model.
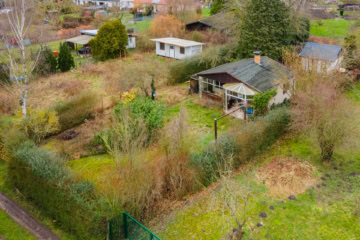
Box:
left=108, top=212, right=161, bottom=240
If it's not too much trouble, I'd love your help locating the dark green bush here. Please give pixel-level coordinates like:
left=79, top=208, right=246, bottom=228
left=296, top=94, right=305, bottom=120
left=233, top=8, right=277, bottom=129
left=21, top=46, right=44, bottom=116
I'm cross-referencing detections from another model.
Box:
left=114, top=97, right=165, bottom=139
left=192, top=107, right=291, bottom=186
left=191, top=133, right=240, bottom=186
left=54, top=91, right=98, bottom=131
left=8, top=141, right=111, bottom=239
left=58, top=42, right=75, bottom=72
left=0, top=63, right=10, bottom=84
left=33, top=47, right=58, bottom=76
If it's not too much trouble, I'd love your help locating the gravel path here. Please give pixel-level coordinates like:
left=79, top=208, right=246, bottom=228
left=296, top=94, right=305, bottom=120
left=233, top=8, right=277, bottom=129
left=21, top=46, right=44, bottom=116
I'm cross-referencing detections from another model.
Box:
left=0, top=192, right=59, bottom=240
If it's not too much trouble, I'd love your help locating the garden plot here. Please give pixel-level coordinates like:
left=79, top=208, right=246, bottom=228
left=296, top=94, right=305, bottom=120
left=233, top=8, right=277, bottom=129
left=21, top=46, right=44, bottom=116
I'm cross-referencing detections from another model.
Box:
left=154, top=136, right=360, bottom=240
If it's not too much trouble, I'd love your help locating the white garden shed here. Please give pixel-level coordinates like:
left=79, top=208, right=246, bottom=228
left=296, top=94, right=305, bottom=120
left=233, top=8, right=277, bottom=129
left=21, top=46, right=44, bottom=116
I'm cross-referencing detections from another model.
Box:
left=79, top=29, right=136, bottom=49
left=151, top=38, right=204, bottom=60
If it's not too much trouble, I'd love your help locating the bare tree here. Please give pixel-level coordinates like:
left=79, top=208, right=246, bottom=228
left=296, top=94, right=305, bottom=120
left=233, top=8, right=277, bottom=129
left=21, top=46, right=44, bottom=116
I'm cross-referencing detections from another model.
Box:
left=2, top=0, right=43, bottom=118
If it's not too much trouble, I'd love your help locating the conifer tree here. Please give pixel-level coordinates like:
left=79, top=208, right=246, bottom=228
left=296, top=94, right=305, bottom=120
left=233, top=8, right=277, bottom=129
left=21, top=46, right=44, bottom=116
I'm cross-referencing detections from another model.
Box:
left=58, top=42, right=75, bottom=72
left=237, top=0, right=292, bottom=60
left=89, top=19, right=128, bottom=61
left=210, top=0, right=225, bottom=15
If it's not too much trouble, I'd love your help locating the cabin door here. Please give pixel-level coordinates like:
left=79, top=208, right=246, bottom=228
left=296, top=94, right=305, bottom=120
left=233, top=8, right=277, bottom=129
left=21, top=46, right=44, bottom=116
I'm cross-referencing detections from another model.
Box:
left=169, top=45, right=175, bottom=58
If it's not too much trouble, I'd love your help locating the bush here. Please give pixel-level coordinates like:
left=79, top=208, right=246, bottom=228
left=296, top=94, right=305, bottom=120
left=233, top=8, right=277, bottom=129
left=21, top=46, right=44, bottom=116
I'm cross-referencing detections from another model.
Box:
left=114, top=97, right=165, bottom=139
left=0, top=63, right=10, bottom=84
left=58, top=42, right=75, bottom=72
left=136, top=34, right=156, bottom=53
left=33, top=47, right=58, bottom=76
left=17, top=108, right=60, bottom=144
left=89, top=19, right=128, bottom=61
left=192, top=107, right=291, bottom=186
left=62, top=15, right=81, bottom=29
left=253, top=89, right=277, bottom=116
left=8, top=141, right=110, bottom=239
left=54, top=91, right=98, bottom=131
left=148, top=15, right=184, bottom=38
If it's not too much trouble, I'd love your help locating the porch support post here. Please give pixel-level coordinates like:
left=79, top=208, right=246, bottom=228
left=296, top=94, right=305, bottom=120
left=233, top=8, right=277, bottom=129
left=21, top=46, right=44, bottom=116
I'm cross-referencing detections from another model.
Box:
left=225, top=89, right=228, bottom=112
left=199, top=76, right=203, bottom=99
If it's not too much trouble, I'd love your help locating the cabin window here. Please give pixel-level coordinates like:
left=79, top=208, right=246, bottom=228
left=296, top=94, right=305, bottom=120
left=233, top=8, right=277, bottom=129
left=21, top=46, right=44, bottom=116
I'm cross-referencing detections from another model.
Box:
left=160, top=42, right=165, bottom=50
left=180, top=47, right=185, bottom=54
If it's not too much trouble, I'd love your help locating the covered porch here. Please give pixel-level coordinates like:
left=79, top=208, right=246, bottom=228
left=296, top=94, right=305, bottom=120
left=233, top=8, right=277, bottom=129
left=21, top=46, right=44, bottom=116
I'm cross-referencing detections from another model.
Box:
left=223, top=83, right=256, bottom=119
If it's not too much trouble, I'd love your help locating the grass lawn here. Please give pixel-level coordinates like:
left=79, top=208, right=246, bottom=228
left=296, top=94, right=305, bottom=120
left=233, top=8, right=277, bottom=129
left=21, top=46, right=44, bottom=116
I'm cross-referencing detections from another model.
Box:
left=0, top=209, right=36, bottom=240
left=202, top=8, right=211, bottom=17
left=155, top=136, right=360, bottom=240
left=310, top=19, right=357, bottom=38
left=346, top=81, right=360, bottom=103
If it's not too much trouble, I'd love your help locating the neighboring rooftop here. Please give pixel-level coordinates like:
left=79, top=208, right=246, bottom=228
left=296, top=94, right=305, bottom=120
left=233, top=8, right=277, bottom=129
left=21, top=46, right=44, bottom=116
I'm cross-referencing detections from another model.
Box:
left=197, top=56, right=291, bottom=92
left=299, top=42, right=342, bottom=61
left=186, top=13, right=229, bottom=31
left=151, top=38, right=204, bottom=47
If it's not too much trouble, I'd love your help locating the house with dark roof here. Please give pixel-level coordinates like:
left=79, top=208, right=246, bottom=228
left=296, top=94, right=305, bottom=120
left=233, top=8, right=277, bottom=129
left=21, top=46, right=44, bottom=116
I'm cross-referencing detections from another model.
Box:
left=299, top=42, right=343, bottom=73
left=185, top=13, right=232, bottom=34
left=191, top=53, right=292, bottom=118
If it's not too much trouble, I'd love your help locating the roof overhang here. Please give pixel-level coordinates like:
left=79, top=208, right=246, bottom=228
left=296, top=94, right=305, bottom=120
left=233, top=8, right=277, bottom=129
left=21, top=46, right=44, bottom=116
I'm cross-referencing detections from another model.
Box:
left=223, top=83, right=257, bottom=96
left=65, top=35, right=94, bottom=45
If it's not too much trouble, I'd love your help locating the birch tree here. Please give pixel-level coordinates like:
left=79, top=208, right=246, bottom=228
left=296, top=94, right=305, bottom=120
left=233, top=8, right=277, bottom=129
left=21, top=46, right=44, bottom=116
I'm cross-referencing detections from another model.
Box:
left=2, top=0, right=42, bottom=118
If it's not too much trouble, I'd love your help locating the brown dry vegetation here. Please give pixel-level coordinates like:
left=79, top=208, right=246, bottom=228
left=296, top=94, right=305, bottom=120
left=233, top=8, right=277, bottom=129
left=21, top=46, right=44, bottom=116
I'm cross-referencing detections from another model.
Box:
left=256, top=157, right=318, bottom=198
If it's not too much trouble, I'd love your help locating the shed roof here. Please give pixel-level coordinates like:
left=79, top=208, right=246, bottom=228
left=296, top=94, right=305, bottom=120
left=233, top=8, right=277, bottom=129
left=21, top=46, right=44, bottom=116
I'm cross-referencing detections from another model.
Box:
left=299, top=42, right=342, bottom=61
left=151, top=38, right=204, bottom=47
left=80, top=29, right=136, bottom=37
left=65, top=35, right=94, bottom=45
left=197, top=57, right=291, bottom=93
left=186, top=13, right=229, bottom=31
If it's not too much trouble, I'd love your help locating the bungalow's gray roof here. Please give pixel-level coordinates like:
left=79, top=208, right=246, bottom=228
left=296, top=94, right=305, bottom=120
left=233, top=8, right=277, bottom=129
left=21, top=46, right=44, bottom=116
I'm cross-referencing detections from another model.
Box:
left=197, top=57, right=291, bottom=93
left=300, top=42, right=342, bottom=61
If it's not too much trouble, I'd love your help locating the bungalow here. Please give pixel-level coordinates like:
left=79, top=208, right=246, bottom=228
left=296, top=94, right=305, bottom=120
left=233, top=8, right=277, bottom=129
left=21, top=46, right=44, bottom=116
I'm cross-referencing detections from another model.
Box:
left=151, top=38, right=204, bottom=60
left=79, top=29, right=136, bottom=49
left=185, top=12, right=232, bottom=34
left=192, top=53, right=292, bottom=118
left=299, top=42, right=343, bottom=73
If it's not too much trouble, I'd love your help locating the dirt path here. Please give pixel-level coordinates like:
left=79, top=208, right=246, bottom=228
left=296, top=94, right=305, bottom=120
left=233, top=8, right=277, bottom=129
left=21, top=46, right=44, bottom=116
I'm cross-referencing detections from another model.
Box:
left=0, top=192, right=59, bottom=240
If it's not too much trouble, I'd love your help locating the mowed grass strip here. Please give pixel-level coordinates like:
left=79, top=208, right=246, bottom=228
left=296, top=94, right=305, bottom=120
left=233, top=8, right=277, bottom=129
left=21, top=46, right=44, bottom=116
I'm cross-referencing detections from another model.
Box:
left=310, top=19, right=357, bottom=38
left=0, top=209, right=36, bottom=240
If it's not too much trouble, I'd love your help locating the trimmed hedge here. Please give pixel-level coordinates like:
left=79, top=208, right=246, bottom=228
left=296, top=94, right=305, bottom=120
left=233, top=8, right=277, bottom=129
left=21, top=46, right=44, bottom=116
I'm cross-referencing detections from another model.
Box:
left=8, top=141, right=110, bottom=239
left=192, top=107, right=291, bottom=186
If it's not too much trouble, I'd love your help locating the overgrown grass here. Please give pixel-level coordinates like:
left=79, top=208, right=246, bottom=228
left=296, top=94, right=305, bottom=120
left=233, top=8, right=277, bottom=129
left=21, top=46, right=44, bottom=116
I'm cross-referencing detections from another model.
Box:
left=0, top=209, right=36, bottom=240
left=310, top=19, right=357, bottom=38
left=156, top=135, right=360, bottom=239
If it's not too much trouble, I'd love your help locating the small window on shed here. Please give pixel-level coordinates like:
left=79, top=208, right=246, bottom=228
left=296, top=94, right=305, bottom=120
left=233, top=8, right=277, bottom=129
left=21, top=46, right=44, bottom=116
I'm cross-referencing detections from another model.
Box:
left=160, top=42, right=165, bottom=50
left=180, top=47, right=185, bottom=54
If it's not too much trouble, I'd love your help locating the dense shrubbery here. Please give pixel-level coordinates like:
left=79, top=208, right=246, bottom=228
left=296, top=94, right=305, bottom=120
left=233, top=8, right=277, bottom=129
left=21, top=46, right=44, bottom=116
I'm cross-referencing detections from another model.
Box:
left=53, top=91, right=98, bottom=131
left=0, top=63, right=10, bottom=84
left=33, top=47, right=58, bottom=76
left=8, top=141, right=110, bottom=240
left=17, top=108, right=60, bottom=144
left=96, top=97, right=165, bottom=153
left=192, top=107, right=291, bottom=186
left=169, top=44, right=237, bottom=83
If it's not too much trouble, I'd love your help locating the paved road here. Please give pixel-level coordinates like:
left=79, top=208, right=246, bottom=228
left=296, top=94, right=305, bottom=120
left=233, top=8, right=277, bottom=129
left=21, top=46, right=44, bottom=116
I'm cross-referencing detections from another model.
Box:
left=0, top=192, right=59, bottom=240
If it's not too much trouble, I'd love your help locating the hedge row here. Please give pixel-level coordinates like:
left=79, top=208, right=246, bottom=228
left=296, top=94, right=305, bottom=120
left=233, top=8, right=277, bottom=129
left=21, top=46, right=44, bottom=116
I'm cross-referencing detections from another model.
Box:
left=8, top=141, right=111, bottom=240
left=192, top=107, right=291, bottom=186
